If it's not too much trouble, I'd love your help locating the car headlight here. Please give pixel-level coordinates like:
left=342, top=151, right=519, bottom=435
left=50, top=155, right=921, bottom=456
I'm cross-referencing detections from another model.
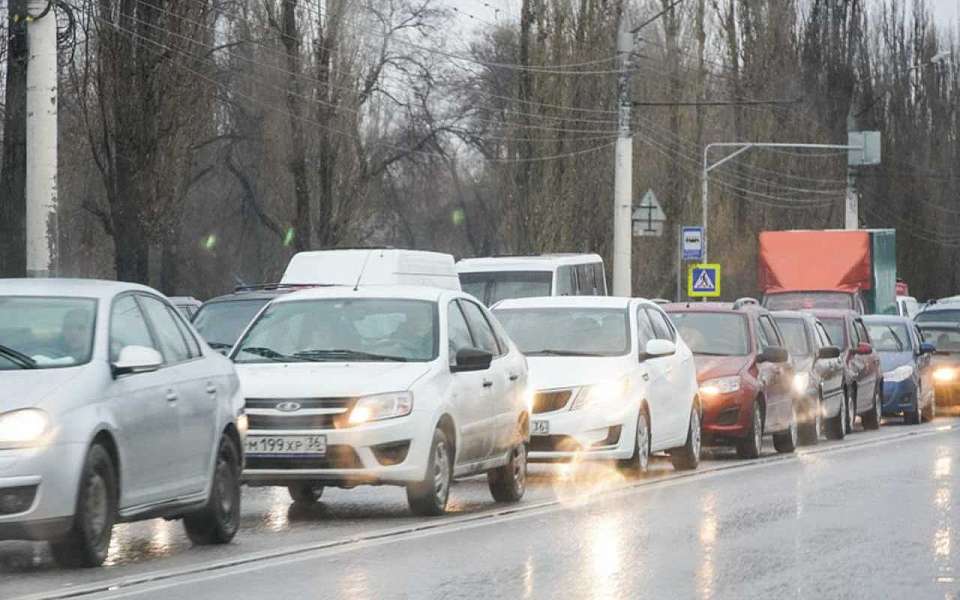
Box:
left=0, top=409, right=50, bottom=446
left=348, top=392, right=413, bottom=425
left=884, top=365, right=914, bottom=383
left=792, top=372, right=811, bottom=394
left=570, top=378, right=631, bottom=410
left=934, top=367, right=957, bottom=384
left=700, top=376, right=741, bottom=397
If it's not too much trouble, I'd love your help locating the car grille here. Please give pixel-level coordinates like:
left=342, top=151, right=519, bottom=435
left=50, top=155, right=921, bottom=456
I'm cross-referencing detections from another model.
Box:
left=245, top=397, right=354, bottom=410
left=248, top=414, right=342, bottom=430
left=245, top=446, right=362, bottom=470
left=245, top=397, right=355, bottom=430
left=532, top=390, right=573, bottom=414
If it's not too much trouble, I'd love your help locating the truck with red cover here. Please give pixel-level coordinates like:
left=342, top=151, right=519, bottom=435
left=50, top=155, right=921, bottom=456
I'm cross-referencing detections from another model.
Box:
left=759, top=229, right=897, bottom=315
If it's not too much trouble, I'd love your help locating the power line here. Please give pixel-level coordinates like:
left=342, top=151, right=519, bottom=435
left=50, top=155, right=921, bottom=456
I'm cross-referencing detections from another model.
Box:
left=632, top=98, right=800, bottom=107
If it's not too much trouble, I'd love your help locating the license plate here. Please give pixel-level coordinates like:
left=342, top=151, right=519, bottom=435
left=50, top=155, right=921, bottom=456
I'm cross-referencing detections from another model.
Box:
left=532, top=420, right=550, bottom=435
left=246, top=435, right=327, bottom=456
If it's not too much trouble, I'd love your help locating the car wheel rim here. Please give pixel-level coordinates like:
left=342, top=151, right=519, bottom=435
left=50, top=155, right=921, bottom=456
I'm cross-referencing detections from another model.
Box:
left=637, top=415, right=650, bottom=469
left=753, top=404, right=762, bottom=451
left=691, top=410, right=701, bottom=458
left=434, top=442, right=450, bottom=502
left=85, top=472, right=109, bottom=543
left=215, top=454, right=235, bottom=518
left=513, top=444, right=527, bottom=491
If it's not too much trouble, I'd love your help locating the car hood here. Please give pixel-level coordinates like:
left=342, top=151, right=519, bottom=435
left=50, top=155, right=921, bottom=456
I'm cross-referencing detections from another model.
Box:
left=235, top=362, right=433, bottom=398
left=525, top=356, right=632, bottom=391
left=0, top=367, right=87, bottom=410
left=878, top=351, right=914, bottom=373
left=693, top=355, right=752, bottom=383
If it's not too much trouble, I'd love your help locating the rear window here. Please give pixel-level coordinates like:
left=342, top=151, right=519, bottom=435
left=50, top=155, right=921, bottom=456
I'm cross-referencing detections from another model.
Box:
left=494, top=307, right=629, bottom=357
left=819, top=318, right=848, bottom=350
left=667, top=312, right=750, bottom=356
left=774, top=318, right=810, bottom=357
left=459, top=271, right=553, bottom=306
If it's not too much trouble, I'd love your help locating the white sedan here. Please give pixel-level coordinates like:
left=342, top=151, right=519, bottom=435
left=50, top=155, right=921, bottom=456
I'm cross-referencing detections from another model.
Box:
left=493, top=296, right=702, bottom=472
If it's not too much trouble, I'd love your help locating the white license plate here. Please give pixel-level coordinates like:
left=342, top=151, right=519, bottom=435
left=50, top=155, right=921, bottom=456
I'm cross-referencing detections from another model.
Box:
left=246, top=435, right=327, bottom=456
left=532, top=420, right=550, bottom=435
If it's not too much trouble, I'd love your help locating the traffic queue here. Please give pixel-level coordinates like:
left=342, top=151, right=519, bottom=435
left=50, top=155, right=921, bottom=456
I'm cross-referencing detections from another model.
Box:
left=0, top=245, right=954, bottom=568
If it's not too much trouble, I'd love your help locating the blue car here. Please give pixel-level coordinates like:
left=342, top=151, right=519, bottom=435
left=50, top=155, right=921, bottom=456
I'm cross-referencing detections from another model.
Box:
left=863, top=316, right=936, bottom=424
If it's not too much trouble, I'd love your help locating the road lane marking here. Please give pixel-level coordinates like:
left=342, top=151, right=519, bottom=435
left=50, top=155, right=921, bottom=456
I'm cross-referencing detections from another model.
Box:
left=16, top=422, right=958, bottom=600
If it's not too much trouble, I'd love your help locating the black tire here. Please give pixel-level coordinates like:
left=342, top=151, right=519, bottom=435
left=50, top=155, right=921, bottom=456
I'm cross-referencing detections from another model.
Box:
left=862, top=381, right=882, bottom=430
left=50, top=445, right=117, bottom=568
left=488, top=442, right=527, bottom=503
left=922, top=389, right=937, bottom=422
left=735, top=400, right=763, bottom=459
left=906, top=408, right=922, bottom=425
left=618, top=409, right=651, bottom=474
left=183, top=436, right=241, bottom=546
left=846, top=390, right=857, bottom=434
left=669, top=403, right=701, bottom=471
left=798, top=394, right=822, bottom=446
left=288, top=484, right=325, bottom=504
left=825, top=389, right=847, bottom=440
left=773, top=403, right=798, bottom=454
left=407, top=428, right=453, bottom=516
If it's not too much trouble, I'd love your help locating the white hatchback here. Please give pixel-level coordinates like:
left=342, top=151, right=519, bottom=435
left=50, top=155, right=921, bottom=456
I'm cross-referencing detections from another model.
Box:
left=493, top=296, right=702, bottom=472
left=231, top=286, right=530, bottom=515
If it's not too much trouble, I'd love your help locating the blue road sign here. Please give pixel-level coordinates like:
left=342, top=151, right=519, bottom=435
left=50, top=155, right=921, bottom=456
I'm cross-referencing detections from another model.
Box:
left=682, top=226, right=704, bottom=261
left=688, top=263, right=721, bottom=298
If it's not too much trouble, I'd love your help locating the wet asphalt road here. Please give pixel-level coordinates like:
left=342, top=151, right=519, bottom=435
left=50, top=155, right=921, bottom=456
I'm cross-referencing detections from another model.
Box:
left=3, top=418, right=960, bottom=599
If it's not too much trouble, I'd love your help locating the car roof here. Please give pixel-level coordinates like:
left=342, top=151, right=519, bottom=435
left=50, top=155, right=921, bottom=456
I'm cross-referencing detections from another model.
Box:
left=457, top=254, right=602, bottom=272
left=920, top=303, right=960, bottom=312
left=917, top=321, right=960, bottom=329
left=807, top=308, right=858, bottom=319
left=662, top=302, right=763, bottom=315
left=493, top=295, right=632, bottom=310
left=0, top=277, right=156, bottom=299
left=862, top=315, right=914, bottom=325
left=273, top=284, right=448, bottom=304
left=203, top=288, right=297, bottom=304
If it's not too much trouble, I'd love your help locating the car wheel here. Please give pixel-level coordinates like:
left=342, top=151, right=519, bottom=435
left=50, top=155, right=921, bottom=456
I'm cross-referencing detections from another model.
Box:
left=862, top=381, right=882, bottom=430
left=183, top=436, right=241, bottom=545
left=923, top=390, right=936, bottom=422
left=618, top=409, right=650, bottom=474
left=735, top=400, right=763, bottom=459
left=798, top=394, right=822, bottom=446
left=773, top=403, right=798, bottom=454
left=407, top=428, right=452, bottom=516
left=488, top=440, right=527, bottom=503
left=50, top=444, right=117, bottom=568
left=288, top=484, right=325, bottom=504
left=669, top=403, right=701, bottom=471
left=846, top=392, right=857, bottom=434
left=825, top=389, right=846, bottom=441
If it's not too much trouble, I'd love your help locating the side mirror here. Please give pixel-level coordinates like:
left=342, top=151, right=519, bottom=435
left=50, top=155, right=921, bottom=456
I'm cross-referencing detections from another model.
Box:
left=919, top=342, right=936, bottom=355
left=758, top=346, right=789, bottom=364
left=855, top=342, right=873, bottom=355
left=451, top=348, right=493, bottom=373
left=817, top=345, right=841, bottom=360
left=112, top=345, right=163, bottom=377
left=642, top=339, right=676, bottom=360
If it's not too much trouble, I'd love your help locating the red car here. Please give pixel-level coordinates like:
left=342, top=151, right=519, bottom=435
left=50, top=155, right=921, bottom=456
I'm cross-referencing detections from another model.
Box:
left=665, top=302, right=798, bottom=458
left=808, top=309, right=883, bottom=433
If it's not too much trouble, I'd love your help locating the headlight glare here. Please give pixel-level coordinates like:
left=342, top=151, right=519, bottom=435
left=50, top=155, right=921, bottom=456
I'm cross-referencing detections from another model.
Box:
left=934, top=368, right=957, bottom=383
left=571, top=378, right=631, bottom=410
left=792, top=372, right=811, bottom=394
left=0, top=409, right=50, bottom=445
left=884, top=365, right=914, bottom=383
left=700, top=376, right=741, bottom=397
left=348, top=392, right=413, bottom=425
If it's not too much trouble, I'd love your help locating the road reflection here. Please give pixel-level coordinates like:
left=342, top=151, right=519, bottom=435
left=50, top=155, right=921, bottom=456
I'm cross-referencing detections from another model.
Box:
left=697, top=492, right=718, bottom=600
left=586, top=513, right=626, bottom=600
left=934, top=447, right=954, bottom=575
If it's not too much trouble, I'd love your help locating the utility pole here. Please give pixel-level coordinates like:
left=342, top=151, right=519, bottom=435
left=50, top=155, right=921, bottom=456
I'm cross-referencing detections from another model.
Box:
left=845, top=111, right=858, bottom=230
left=612, top=19, right=633, bottom=297
left=25, top=0, right=58, bottom=277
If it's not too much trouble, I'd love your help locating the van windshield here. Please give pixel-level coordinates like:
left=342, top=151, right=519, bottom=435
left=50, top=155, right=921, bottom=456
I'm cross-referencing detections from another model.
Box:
left=459, top=271, right=552, bottom=306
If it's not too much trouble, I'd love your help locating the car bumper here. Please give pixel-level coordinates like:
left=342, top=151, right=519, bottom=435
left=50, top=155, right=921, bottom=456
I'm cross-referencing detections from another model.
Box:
left=0, top=442, right=87, bottom=541
left=700, top=391, right=751, bottom=443
left=882, top=380, right=919, bottom=415
left=527, top=406, right=634, bottom=462
left=241, top=414, right=432, bottom=486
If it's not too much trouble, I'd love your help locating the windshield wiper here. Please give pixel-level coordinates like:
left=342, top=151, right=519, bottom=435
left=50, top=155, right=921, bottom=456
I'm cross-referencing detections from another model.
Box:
left=0, top=344, right=37, bottom=369
left=294, top=349, right=410, bottom=362
left=238, top=347, right=310, bottom=362
left=525, top=349, right=602, bottom=357
left=207, top=342, right=233, bottom=350
left=694, top=351, right=733, bottom=357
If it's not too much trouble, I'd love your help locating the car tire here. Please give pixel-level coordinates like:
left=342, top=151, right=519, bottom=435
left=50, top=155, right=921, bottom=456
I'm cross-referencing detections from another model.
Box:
left=50, top=444, right=117, bottom=568
left=846, top=391, right=857, bottom=434
left=669, top=403, right=701, bottom=471
left=488, top=441, right=527, bottom=503
left=773, top=404, right=798, bottom=454
left=288, top=484, right=325, bottom=504
left=618, top=408, right=651, bottom=474
left=183, top=436, right=241, bottom=546
left=407, top=428, right=453, bottom=516
left=825, top=389, right=847, bottom=440
left=922, top=390, right=936, bottom=422
left=735, top=400, right=763, bottom=459
left=798, top=394, right=822, bottom=446
left=862, top=381, right=882, bottom=430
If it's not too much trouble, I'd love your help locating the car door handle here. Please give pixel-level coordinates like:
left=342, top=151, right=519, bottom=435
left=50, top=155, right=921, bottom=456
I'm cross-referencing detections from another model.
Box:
left=165, top=390, right=178, bottom=403
left=206, top=383, right=218, bottom=395
left=482, top=380, right=494, bottom=388
left=509, top=374, right=520, bottom=382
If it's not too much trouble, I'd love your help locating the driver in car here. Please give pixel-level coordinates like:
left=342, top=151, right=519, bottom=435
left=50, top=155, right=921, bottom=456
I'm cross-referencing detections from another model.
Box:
left=54, top=309, right=94, bottom=363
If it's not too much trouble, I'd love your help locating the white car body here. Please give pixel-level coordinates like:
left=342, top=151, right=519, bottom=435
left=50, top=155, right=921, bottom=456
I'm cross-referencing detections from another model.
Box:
left=493, top=296, right=700, bottom=463
left=457, top=254, right=607, bottom=306
left=232, top=286, right=529, bottom=491
left=0, top=279, right=243, bottom=548
left=281, top=249, right=461, bottom=291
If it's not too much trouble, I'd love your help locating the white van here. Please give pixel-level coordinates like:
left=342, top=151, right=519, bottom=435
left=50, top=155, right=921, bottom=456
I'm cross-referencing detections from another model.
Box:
left=457, top=254, right=607, bottom=306
left=281, top=249, right=461, bottom=291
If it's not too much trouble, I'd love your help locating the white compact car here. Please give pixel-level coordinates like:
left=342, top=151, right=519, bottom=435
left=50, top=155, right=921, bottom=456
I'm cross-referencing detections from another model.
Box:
left=231, top=285, right=529, bottom=515
left=493, top=296, right=701, bottom=472
left=0, top=279, right=245, bottom=567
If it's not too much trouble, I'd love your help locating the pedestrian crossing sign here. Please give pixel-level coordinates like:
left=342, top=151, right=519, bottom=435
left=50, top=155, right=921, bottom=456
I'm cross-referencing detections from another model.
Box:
left=688, top=264, right=721, bottom=298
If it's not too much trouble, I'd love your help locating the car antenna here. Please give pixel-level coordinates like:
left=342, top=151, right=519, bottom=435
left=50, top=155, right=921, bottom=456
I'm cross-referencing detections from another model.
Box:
left=353, top=250, right=375, bottom=291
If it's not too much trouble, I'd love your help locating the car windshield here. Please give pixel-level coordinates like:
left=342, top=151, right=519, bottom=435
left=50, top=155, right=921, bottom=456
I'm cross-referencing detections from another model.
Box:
left=774, top=318, right=810, bottom=357
left=493, top=307, right=629, bottom=356
left=193, top=298, right=271, bottom=349
left=0, top=296, right=97, bottom=370
left=920, top=327, right=960, bottom=353
left=667, top=312, right=750, bottom=356
left=916, top=309, right=960, bottom=324
left=234, top=298, right=438, bottom=363
left=764, top=292, right=854, bottom=311
left=819, top=318, right=848, bottom=350
left=459, top=271, right=552, bottom=306
left=866, top=322, right=912, bottom=352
